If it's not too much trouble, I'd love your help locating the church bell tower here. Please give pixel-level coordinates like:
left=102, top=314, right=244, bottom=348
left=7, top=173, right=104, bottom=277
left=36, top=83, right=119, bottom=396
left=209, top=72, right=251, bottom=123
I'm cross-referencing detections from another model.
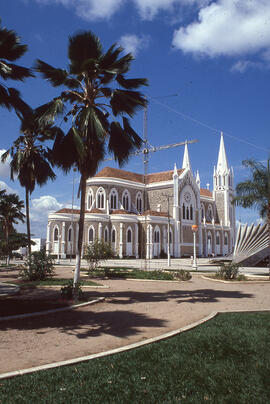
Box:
left=213, top=133, right=235, bottom=235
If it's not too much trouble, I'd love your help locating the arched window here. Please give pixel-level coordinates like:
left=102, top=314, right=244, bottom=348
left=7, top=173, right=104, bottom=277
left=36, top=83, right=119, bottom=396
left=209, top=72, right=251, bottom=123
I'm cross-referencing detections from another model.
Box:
left=207, top=205, right=213, bottom=222
left=96, top=187, right=105, bottom=209
left=89, top=227, right=94, bottom=243
left=104, top=227, right=109, bottom=242
left=87, top=189, right=93, bottom=210
left=224, top=233, right=228, bottom=245
left=109, top=188, right=118, bottom=210
left=154, top=229, right=160, bottom=243
left=54, top=227, right=59, bottom=241
left=201, top=204, right=205, bottom=222
left=216, top=232, right=220, bottom=245
left=111, top=228, right=116, bottom=243
left=186, top=206, right=189, bottom=220
left=136, top=192, right=143, bottom=213
left=127, top=228, right=132, bottom=243
left=122, top=190, right=130, bottom=211
left=219, top=175, right=222, bottom=187
left=182, top=203, right=186, bottom=219
left=68, top=227, right=72, bottom=242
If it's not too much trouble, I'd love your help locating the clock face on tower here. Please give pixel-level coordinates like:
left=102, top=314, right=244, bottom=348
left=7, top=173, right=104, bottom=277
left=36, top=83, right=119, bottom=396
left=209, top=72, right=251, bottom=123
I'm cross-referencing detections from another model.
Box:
left=184, top=192, right=191, bottom=203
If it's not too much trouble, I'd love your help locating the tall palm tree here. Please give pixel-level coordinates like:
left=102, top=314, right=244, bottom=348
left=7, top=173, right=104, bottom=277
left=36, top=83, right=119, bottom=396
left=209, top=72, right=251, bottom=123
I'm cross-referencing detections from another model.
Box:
left=35, top=31, right=148, bottom=294
left=234, top=159, right=270, bottom=273
left=1, top=103, right=62, bottom=255
left=0, top=190, right=25, bottom=264
left=0, top=19, right=33, bottom=112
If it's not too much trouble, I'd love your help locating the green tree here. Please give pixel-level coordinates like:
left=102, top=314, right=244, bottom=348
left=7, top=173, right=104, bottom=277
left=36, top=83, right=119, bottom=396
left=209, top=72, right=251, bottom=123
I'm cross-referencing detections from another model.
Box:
left=35, top=31, right=147, bottom=296
left=0, top=190, right=25, bottom=264
left=234, top=159, right=270, bottom=274
left=0, top=18, right=33, bottom=112
left=84, top=239, right=114, bottom=272
left=1, top=103, right=62, bottom=255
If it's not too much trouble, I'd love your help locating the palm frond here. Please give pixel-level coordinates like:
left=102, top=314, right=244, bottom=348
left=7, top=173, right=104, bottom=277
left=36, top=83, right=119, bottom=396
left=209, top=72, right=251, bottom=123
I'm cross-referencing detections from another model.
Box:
left=35, top=59, right=76, bottom=88
left=0, top=25, right=27, bottom=61
left=110, top=89, right=146, bottom=116
left=68, top=31, right=102, bottom=75
left=116, top=74, right=148, bottom=89
left=0, top=61, right=33, bottom=80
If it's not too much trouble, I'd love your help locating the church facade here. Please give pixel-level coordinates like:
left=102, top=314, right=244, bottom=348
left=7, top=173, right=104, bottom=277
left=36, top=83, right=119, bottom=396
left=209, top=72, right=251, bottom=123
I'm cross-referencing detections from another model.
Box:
left=46, top=133, right=236, bottom=259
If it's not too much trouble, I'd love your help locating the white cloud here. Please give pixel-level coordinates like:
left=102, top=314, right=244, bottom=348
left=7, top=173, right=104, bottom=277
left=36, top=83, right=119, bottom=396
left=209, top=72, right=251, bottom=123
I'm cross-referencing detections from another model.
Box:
left=119, top=34, right=150, bottom=55
left=31, top=195, right=63, bottom=213
left=230, top=60, right=263, bottom=73
left=133, top=0, right=209, bottom=20
left=32, top=0, right=208, bottom=20
left=0, top=149, right=11, bottom=178
left=0, top=180, right=18, bottom=195
left=34, top=0, right=125, bottom=20
left=173, top=0, right=270, bottom=63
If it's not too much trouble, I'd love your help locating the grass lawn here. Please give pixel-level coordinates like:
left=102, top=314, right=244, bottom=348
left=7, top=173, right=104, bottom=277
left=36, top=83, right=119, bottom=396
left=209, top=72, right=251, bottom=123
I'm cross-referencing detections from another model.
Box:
left=84, top=267, right=176, bottom=281
left=1, top=312, right=270, bottom=403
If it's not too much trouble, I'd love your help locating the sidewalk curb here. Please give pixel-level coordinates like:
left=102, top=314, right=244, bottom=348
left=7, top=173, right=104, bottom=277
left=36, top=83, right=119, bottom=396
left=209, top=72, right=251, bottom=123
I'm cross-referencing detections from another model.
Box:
left=201, top=275, right=270, bottom=284
left=0, top=297, right=105, bottom=322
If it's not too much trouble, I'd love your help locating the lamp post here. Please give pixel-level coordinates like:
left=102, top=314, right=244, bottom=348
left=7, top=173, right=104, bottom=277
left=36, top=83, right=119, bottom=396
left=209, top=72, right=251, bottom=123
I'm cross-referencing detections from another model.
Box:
left=191, top=225, right=198, bottom=271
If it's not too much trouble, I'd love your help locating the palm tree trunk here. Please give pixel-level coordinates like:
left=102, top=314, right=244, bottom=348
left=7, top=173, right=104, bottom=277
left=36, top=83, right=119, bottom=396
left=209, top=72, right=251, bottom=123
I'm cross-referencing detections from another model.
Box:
left=73, top=172, right=87, bottom=300
left=25, top=188, right=31, bottom=256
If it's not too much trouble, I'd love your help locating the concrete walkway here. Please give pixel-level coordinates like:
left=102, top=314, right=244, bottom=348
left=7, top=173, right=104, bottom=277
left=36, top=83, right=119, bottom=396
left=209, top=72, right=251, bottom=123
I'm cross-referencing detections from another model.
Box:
left=0, top=274, right=269, bottom=376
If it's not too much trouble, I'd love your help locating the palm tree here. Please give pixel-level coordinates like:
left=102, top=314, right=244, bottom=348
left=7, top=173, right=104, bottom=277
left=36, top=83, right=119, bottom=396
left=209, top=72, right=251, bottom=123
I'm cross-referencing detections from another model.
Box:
left=0, top=19, right=33, bottom=112
left=35, top=31, right=148, bottom=295
left=0, top=190, right=25, bottom=264
left=2, top=103, right=62, bottom=255
left=234, top=159, right=270, bottom=273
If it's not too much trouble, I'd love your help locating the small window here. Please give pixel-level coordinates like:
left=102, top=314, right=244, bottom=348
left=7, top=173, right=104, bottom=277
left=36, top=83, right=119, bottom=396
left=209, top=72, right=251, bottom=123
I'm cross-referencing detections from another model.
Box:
left=224, top=234, right=228, bottom=245
left=96, top=188, right=105, bottom=209
left=54, top=227, right=59, bottom=241
left=104, top=228, right=108, bottom=242
left=136, top=193, right=143, bottom=213
left=87, top=191, right=93, bottom=210
left=154, top=230, right=160, bottom=243
left=110, top=189, right=118, bottom=210
left=216, top=233, right=220, bottom=245
left=182, top=203, right=185, bottom=219
left=68, top=228, right=72, bottom=242
left=190, top=205, right=193, bottom=220
left=89, top=227, right=94, bottom=242
left=169, top=231, right=172, bottom=243
left=112, top=229, right=116, bottom=243
left=127, top=229, right=132, bottom=243
left=122, top=190, right=130, bottom=211
left=186, top=206, right=189, bottom=220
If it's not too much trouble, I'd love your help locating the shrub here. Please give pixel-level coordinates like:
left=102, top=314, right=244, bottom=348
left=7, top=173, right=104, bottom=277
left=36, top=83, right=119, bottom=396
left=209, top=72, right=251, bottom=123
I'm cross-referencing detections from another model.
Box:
left=173, top=269, right=192, bottom=281
left=84, top=239, right=114, bottom=273
left=20, top=249, right=55, bottom=281
left=60, top=279, right=84, bottom=300
left=216, top=262, right=242, bottom=280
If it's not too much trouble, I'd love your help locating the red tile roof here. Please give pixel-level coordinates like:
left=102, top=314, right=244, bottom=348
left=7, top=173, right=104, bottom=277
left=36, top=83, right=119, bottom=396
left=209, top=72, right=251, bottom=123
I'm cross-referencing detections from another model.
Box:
left=141, top=210, right=170, bottom=217
left=94, top=166, right=184, bottom=184
left=200, top=188, right=213, bottom=198
left=111, top=209, right=133, bottom=215
left=55, top=208, right=104, bottom=214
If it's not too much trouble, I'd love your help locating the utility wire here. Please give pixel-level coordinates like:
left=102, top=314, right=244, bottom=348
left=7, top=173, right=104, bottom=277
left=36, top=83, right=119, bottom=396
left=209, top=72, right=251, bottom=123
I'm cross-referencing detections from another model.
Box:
left=149, top=97, right=269, bottom=153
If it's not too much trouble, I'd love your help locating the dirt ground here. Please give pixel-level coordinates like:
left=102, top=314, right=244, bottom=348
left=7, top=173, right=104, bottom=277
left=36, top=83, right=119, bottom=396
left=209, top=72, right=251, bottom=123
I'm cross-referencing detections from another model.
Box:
left=0, top=266, right=270, bottom=375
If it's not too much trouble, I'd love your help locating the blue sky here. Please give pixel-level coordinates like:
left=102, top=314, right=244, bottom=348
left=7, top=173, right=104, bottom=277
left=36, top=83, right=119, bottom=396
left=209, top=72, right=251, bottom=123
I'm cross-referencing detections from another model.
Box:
left=0, top=0, right=269, bottom=237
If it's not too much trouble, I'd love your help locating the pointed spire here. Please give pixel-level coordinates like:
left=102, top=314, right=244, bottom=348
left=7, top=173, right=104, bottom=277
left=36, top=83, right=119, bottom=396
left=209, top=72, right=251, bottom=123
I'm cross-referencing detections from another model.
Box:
left=217, top=132, right=229, bottom=173
left=173, top=163, right=178, bottom=177
left=182, top=140, right=192, bottom=172
left=196, top=170, right=200, bottom=188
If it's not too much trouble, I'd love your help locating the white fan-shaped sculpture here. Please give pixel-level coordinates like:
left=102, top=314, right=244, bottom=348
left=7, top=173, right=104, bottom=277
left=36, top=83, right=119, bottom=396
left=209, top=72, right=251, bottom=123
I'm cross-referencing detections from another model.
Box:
left=233, top=223, right=269, bottom=266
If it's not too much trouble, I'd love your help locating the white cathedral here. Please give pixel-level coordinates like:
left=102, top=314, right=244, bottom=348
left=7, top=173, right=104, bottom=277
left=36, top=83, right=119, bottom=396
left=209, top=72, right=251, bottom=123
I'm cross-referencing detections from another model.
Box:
left=46, top=133, right=236, bottom=259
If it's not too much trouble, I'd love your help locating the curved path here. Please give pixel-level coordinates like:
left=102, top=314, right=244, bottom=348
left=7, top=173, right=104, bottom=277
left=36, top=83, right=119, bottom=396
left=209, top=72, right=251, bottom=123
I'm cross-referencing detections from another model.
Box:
left=0, top=275, right=269, bottom=375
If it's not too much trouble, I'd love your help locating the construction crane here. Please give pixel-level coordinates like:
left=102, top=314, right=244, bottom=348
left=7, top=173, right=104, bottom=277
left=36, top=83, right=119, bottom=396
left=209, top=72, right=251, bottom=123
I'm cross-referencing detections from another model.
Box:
left=105, top=95, right=198, bottom=269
